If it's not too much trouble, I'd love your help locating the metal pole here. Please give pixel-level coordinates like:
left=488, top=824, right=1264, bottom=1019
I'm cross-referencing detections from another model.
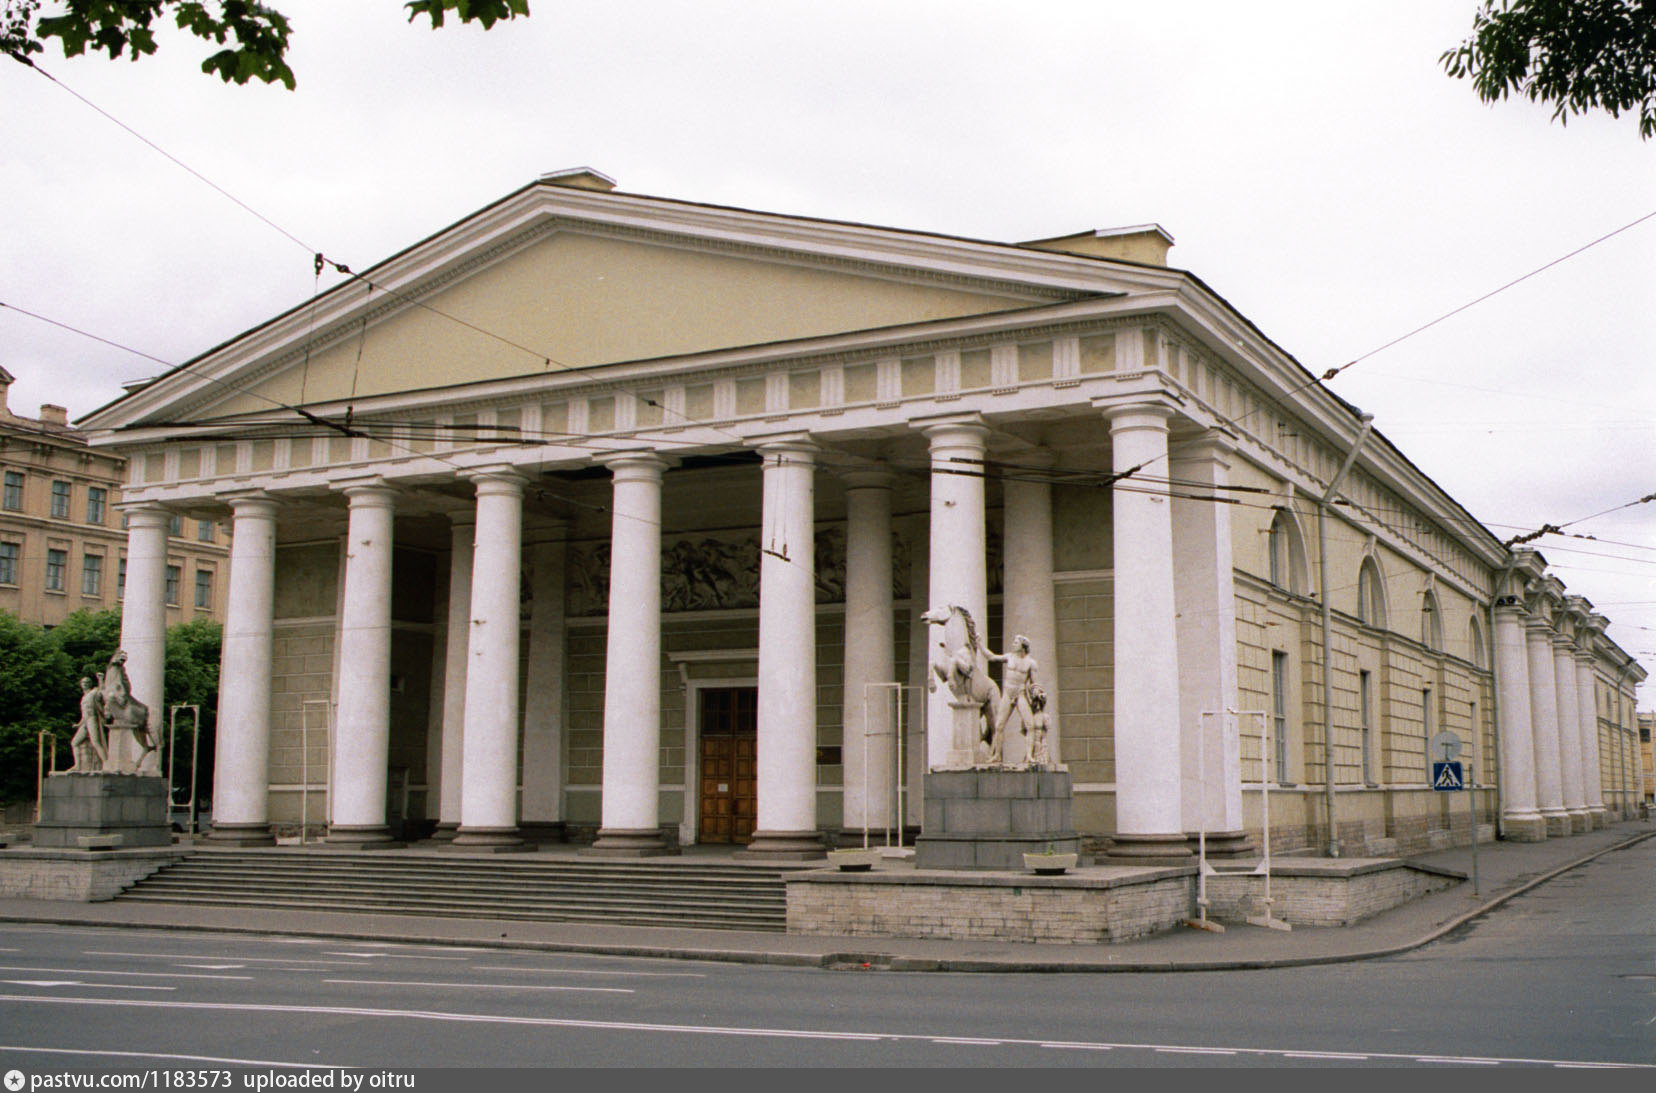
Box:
left=1319, top=412, right=1375, bottom=857
left=1468, top=761, right=1479, bottom=897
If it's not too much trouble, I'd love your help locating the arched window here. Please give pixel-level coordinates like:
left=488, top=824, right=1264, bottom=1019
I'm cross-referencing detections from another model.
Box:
left=1356, top=557, right=1387, bottom=628
left=1420, top=589, right=1443, bottom=651
left=1467, top=615, right=1488, bottom=669
left=1266, top=508, right=1308, bottom=595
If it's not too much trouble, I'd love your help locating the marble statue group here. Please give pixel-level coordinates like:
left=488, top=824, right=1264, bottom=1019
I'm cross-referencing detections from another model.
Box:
left=923, top=604, right=1053, bottom=769
left=68, top=649, right=156, bottom=775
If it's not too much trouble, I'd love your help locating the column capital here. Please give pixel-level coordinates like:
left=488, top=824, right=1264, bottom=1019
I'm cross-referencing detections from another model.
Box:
left=334, top=476, right=397, bottom=506
left=1095, top=394, right=1180, bottom=429
left=596, top=450, right=671, bottom=480
left=221, top=491, right=280, bottom=518
left=838, top=466, right=896, bottom=491
left=1492, top=599, right=1529, bottom=621
left=746, top=429, right=819, bottom=454
left=116, top=501, right=172, bottom=527
left=912, top=411, right=990, bottom=447
left=1167, top=426, right=1238, bottom=466
left=464, top=466, right=528, bottom=497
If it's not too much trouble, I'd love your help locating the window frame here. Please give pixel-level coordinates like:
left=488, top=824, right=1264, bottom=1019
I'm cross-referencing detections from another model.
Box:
left=86, top=487, right=107, bottom=525
left=81, top=553, right=103, bottom=597
left=164, top=564, right=181, bottom=606
left=49, top=480, right=71, bottom=519
left=1271, top=649, right=1292, bottom=786
left=194, top=568, right=213, bottom=609
left=1, top=471, right=22, bottom=512
left=0, top=540, right=18, bottom=585
left=45, top=547, right=67, bottom=593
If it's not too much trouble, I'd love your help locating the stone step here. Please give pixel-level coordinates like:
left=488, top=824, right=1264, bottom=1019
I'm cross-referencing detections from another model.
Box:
left=117, top=850, right=792, bottom=932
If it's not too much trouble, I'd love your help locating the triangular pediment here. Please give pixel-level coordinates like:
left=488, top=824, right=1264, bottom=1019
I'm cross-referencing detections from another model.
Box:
left=86, top=179, right=1175, bottom=429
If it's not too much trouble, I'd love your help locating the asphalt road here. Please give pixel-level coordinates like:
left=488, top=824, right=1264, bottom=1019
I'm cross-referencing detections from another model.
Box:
left=0, top=838, right=1650, bottom=1070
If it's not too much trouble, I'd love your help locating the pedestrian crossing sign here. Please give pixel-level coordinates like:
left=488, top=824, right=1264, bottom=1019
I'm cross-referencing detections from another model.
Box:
left=1432, top=760, right=1464, bottom=791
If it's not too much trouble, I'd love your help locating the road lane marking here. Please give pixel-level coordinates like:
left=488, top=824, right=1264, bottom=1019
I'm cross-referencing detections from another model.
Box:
left=0, top=995, right=1648, bottom=1067
left=322, top=952, right=469, bottom=961
left=2, top=981, right=174, bottom=991
left=0, top=965, right=251, bottom=981
left=470, top=966, right=706, bottom=978
left=321, top=978, right=633, bottom=994
left=1157, top=1047, right=1238, bottom=1055
left=929, top=1037, right=1002, bottom=1046
left=1039, top=1042, right=1113, bottom=1051
left=0, top=1046, right=339, bottom=1069
left=1283, top=1052, right=1371, bottom=1061
left=85, top=951, right=369, bottom=965
left=175, top=964, right=247, bottom=970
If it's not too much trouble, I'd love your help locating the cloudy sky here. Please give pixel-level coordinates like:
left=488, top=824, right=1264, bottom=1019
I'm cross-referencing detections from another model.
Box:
left=2, top=1, right=1652, bottom=703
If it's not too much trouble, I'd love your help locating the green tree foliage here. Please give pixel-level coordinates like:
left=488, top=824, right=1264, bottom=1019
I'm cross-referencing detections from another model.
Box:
left=0, top=1, right=529, bottom=89
left=0, top=609, right=222, bottom=809
left=1443, top=0, right=1656, bottom=139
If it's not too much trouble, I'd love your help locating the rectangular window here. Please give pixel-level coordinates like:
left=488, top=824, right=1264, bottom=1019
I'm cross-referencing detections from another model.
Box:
left=2, top=471, right=22, bottom=511
left=0, top=541, right=17, bottom=585
left=167, top=515, right=183, bottom=537
left=86, top=487, right=107, bottom=525
left=1422, top=688, right=1433, bottom=770
left=45, top=548, right=67, bottom=593
left=117, top=557, right=126, bottom=600
left=197, top=520, right=215, bottom=542
left=165, top=564, right=180, bottom=606
left=50, top=480, right=71, bottom=519
left=194, top=569, right=212, bottom=609
left=1271, top=650, right=1290, bottom=785
left=1359, top=669, right=1374, bottom=785
left=81, top=554, right=103, bottom=597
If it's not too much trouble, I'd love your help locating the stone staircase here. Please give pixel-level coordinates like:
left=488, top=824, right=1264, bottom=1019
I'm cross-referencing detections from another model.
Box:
left=116, top=848, right=793, bottom=932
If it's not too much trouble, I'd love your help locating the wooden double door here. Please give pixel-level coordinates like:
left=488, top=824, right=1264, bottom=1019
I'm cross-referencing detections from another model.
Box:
left=697, top=687, right=758, bottom=844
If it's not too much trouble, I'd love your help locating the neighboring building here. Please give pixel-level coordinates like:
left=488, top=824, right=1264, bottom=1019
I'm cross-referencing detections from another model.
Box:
left=79, top=171, right=1647, bottom=853
left=0, top=367, right=229, bottom=629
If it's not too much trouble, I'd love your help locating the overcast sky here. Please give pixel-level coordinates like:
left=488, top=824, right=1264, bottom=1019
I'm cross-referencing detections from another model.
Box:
left=2, top=1, right=1652, bottom=705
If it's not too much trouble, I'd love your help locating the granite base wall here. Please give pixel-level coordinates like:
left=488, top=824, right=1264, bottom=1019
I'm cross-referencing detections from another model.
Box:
left=1202, top=861, right=1460, bottom=927
left=0, top=848, right=187, bottom=901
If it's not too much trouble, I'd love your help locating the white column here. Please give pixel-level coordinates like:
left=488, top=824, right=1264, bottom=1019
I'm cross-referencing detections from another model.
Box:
left=521, top=520, right=568, bottom=829
left=1553, top=636, right=1589, bottom=832
left=1103, top=400, right=1189, bottom=858
left=1170, top=433, right=1245, bottom=850
left=1003, top=451, right=1059, bottom=771
left=747, top=439, right=823, bottom=858
left=922, top=417, right=990, bottom=770
left=207, top=494, right=279, bottom=845
left=115, top=503, right=169, bottom=775
left=1575, top=650, right=1606, bottom=824
left=1493, top=603, right=1544, bottom=839
left=588, top=454, right=672, bottom=855
left=841, top=469, right=895, bottom=841
left=454, top=470, right=527, bottom=848
left=1526, top=619, right=1567, bottom=834
left=328, top=483, right=398, bottom=846
left=433, top=514, right=473, bottom=838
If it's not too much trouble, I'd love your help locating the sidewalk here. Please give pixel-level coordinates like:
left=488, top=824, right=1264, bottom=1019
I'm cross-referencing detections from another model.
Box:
left=1, top=819, right=1650, bottom=973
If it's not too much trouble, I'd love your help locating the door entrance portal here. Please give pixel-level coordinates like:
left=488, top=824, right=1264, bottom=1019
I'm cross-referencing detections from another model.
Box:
left=698, top=687, right=758, bottom=844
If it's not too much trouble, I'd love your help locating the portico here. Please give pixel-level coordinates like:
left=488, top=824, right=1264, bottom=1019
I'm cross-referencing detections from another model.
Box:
left=80, top=171, right=1646, bottom=862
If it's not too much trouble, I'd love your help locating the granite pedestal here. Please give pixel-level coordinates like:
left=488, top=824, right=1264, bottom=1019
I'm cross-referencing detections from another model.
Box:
left=915, top=769, right=1079, bottom=870
left=34, top=773, right=172, bottom=849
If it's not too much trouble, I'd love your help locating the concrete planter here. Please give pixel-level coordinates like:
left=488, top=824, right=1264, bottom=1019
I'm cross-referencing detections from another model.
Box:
left=827, top=848, right=880, bottom=871
left=1023, top=852, right=1078, bottom=875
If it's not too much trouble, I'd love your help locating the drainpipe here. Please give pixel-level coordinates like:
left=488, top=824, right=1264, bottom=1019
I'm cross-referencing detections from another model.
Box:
left=1320, top=411, right=1375, bottom=857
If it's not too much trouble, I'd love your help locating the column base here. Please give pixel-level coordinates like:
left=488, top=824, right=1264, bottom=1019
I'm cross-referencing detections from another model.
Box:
left=427, top=822, right=459, bottom=842
left=447, top=826, right=530, bottom=852
left=1541, top=811, right=1571, bottom=838
left=1586, top=808, right=1608, bottom=830
left=1500, top=813, right=1548, bottom=842
left=1566, top=810, right=1591, bottom=834
left=203, top=823, right=275, bottom=848
left=741, top=830, right=827, bottom=861
left=1190, top=830, right=1254, bottom=859
left=324, top=825, right=404, bottom=849
left=1104, top=832, right=1193, bottom=865
left=582, top=828, right=680, bottom=857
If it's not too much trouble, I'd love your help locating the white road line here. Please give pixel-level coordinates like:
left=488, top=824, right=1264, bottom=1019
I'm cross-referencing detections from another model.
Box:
left=322, top=952, right=469, bottom=961
left=1283, top=1051, right=1372, bottom=1061
left=84, top=951, right=369, bottom=965
left=1039, top=1042, right=1113, bottom=1051
left=0, top=965, right=252, bottom=981
left=2, top=981, right=174, bottom=991
left=1416, top=1057, right=1501, bottom=1066
left=0, top=1045, right=340, bottom=1069
left=321, top=978, right=633, bottom=994
left=0, top=995, right=1647, bottom=1067
left=929, top=1037, right=1003, bottom=1046
left=1156, top=1047, right=1238, bottom=1055
left=470, top=965, right=706, bottom=978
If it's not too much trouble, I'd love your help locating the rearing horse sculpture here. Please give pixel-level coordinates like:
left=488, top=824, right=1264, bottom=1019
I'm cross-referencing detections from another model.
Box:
left=100, top=650, right=155, bottom=773
left=921, top=604, right=1002, bottom=763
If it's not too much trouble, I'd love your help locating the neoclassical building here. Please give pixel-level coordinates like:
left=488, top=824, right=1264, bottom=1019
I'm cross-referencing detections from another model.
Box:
left=81, top=170, right=1646, bottom=856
